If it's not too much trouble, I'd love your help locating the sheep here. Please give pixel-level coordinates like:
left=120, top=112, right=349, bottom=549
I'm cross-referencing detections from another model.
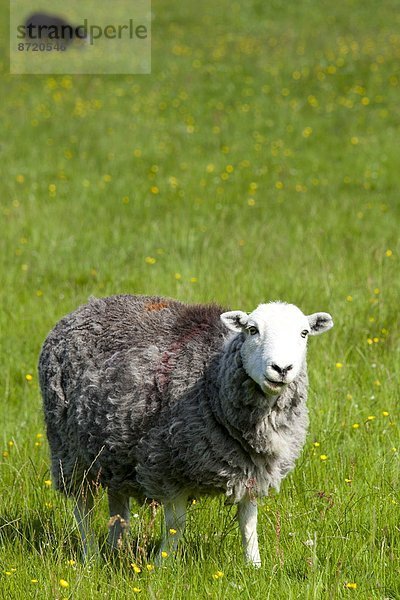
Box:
left=23, top=13, right=87, bottom=47
left=38, top=294, right=333, bottom=566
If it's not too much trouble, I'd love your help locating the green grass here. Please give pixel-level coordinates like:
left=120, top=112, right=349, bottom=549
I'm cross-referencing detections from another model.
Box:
left=1, top=0, right=399, bottom=597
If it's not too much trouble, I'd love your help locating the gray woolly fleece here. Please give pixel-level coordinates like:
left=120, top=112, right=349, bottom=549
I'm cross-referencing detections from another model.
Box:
left=39, top=295, right=309, bottom=505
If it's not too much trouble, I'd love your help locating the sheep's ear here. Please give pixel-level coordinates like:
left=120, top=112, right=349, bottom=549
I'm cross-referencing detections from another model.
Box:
left=307, top=312, right=334, bottom=336
left=220, top=310, right=248, bottom=332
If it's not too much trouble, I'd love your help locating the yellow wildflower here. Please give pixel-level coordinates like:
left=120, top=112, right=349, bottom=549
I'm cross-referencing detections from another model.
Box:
left=345, top=582, right=357, bottom=589
left=212, top=570, right=224, bottom=580
left=131, top=563, right=141, bottom=573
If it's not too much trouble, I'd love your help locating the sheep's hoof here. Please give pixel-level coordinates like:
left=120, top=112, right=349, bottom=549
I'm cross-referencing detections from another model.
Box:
left=245, top=555, right=261, bottom=568
left=81, top=539, right=100, bottom=563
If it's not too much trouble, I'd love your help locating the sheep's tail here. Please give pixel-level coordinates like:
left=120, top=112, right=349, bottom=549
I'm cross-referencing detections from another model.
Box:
left=38, top=338, right=68, bottom=411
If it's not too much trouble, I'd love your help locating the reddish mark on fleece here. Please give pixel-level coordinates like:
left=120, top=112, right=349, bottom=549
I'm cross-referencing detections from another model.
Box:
left=145, top=301, right=170, bottom=312
left=156, top=324, right=208, bottom=393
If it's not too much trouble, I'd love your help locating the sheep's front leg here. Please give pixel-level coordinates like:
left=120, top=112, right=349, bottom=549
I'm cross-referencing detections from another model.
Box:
left=158, top=494, right=188, bottom=560
left=74, top=491, right=98, bottom=560
left=107, top=490, right=130, bottom=549
left=237, top=495, right=261, bottom=567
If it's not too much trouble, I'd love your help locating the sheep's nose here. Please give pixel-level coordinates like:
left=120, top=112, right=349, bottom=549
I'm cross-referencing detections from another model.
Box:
left=271, top=363, right=293, bottom=377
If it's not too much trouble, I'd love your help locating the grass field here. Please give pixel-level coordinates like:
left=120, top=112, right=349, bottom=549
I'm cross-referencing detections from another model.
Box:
left=1, top=0, right=399, bottom=597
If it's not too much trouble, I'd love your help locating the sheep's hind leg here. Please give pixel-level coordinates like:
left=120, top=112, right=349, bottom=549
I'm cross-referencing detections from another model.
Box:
left=73, top=490, right=98, bottom=560
left=237, top=495, right=261, bottom=567
left=158, top=493, right=188, bottom=562
left=107, top=490, right=130, bottom=549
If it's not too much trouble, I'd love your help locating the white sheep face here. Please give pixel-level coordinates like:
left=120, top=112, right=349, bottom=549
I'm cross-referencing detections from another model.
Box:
left=221, top=302, right=333, bottom=395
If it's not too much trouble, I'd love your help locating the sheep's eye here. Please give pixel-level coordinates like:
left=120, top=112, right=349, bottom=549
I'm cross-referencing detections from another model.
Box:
left=301, top=329, right=309, bottom=338
left=247, top=326, right=258, bottom=336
